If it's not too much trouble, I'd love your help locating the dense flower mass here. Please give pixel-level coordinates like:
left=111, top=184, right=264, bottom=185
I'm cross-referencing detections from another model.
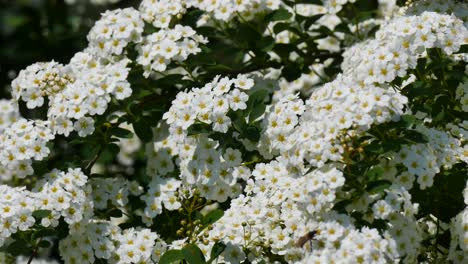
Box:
left=0, top=0, right=467, bottom=263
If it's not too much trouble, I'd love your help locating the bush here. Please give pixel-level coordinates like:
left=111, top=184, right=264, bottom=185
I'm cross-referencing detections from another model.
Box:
left=0, top=0, right=467, bottom=263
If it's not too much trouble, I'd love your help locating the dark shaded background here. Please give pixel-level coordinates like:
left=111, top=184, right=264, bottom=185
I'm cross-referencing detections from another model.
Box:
left=0, top=0, right=137, bottom=98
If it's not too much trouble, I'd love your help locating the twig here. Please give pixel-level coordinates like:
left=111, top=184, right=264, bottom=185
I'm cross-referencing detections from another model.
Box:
left=84, top=146, right=103, bottom=175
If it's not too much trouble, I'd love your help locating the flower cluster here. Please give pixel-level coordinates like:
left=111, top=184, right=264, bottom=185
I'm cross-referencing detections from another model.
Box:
left=139, top=0, right=185, bottom=29
left=149, top=75, right=257, bottom=201
left=448, top=182, right=468, bottom=262
left=11, top=51, right=132, bottom=139
left=206, top=161, right=347, bottom=262
left=0, top=169, right=91, bottom=247
left=393, top=126, right=462, bottom=189
left=140, top=176, right=182, bottom=225
left=136, top=25, right=207, bottom=77
left=59, top=221, right=161, bottom=264
left=0, top=99, right=20, bottom=133
left=87, top=8, right=144, bottom=59
left=341, top=11, right=467, bottom=85
left=90, top=177, right=142, bottom=210
left=0, top=119, right=54, bottom=178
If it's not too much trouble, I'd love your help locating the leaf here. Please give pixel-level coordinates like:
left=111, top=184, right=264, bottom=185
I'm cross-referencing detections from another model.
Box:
left=366, top=180, right=392, bottom=194
left=99, top=143, right=120, bottom=163
left=202, top=209, right=224, bottom=226
left=182, top=244, right=206, bottom=264
left=242, top=125, right=261, bottom=142
left=365, top=166, right=384, bottom=181
left=208, top=242, right=226, bottom=263
left=273, top=23, right=290, bottom=34
left=399, top=115, right=417, bottom=128
left=256, top=36, right=275, bottom=52
left=32, top=228, right=58, bottom=240
left=108, top=208, right=123, bottom=218
left=303, top=14, right=324, bottom=30
left=403, top=130, right=428, bottom=143
left=249, top=103, right=266, bottom=123
left=247, top=89, right=269, bottom=107
left=159, top=249, right=184, bottom=264
left=37, top=240, right=51, bottom=248
left=132, top=118, right=153, bottom=142
left=455, top=44, right=468, bottom=54
left=265, top=8, right=292, bottom=22
left=32, top=210, right=51, bottom=219
left=282, top=63, right=302, bottom=82
left=187, top=123, right=212, bottom=136
left=4, top=240, right=31, bottom=256
left=364, top=141, right=384, bottom=154
left=110, top=127, right=133, bottom=139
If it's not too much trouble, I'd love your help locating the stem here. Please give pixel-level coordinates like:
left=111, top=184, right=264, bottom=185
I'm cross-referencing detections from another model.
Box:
left=27, top=239, right=41, bottom=264
left=84, top=146, right=103, bottom=175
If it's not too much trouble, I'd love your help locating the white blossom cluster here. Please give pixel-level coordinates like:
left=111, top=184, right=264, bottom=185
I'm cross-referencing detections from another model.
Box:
left=448, top=181, right=468, bottom=262
left=136, top=25, right=207, bottom=77
left=138, top=0, right=186, bottom=29
left=90, top=177, right=143, bottom=210
left=139, top=0, right=282, bottom=27
left=0, top=169, right=92, bottom=247
left=0, top=99, right=20, bottom=133
left=147, top=75, right=256, bottom=201
left=11, top=51, right=132, bottom=139
left=59, top=221, right=161, bottom=264
left=393, top=126, right=462, bottom=189
left=140, top=176, right=182, bottom=225
left=0, top=119, right=54, bottom=179
left=206, top=162, right=349, bottom=262
left=258, top=75, right=407, bottom=169
left=341, top=11, right=468, bottom=85
left=87, top=8, right=144, bottom=59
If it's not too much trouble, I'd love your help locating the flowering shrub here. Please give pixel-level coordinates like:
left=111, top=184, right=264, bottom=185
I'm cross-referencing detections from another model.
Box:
left=0, top=0, right=467, bottom=263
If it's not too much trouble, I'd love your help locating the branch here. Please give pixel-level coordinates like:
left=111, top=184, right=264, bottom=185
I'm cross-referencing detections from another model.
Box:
left=84, top=146, right=103, bottom=175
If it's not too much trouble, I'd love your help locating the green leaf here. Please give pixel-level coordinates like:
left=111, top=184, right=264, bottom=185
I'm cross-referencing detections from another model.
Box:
left=257, top=36, right=275, bottom=52
left=265, top=8, right=292, bottom=22
left=37, top=240, right=51, bottom=248
left=403, top=130, right=428, bottom=143
left=243, top=125, right=261, bottom=142
left=108, top=208, right=123, bottom=218
left=159, top=249, right=184, bottom=264
left=132, top=118, right=153, bottom=142
left=32, top=228, right=58, bottom=240
left=399, top=115, right=417, bottom=128
left=273, top=22, right=290, bottom=34
left=99, top=143, right=120, bottom=163
left=365, top=166, right=384, bottom=181
left=187, top=123, right=212, bottom=136
left=110, top=127, right=133, bottom=139
left=247, top=89, right=269, bottom=107
left=366, top=180, right=392, bottom=194
left=302, top=14, right=324, bottom=30
left=202, top=209, right=224, bottom=226
left=208, top=242, right=226, bottom=263
left=32, top=210, right=51, bottom=219
left=406, top=80, right=433, bottom=97
left=455, top=44, right=468, bottom=54
left=364, top=141, right=384, bottom=154
left=4, top=240, right=31, bottom=256
left=249, top=103, right=266, bottom=122
left=182, top=244, right=206, bottom=264
left=282, top=63, right=302, bottom=82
